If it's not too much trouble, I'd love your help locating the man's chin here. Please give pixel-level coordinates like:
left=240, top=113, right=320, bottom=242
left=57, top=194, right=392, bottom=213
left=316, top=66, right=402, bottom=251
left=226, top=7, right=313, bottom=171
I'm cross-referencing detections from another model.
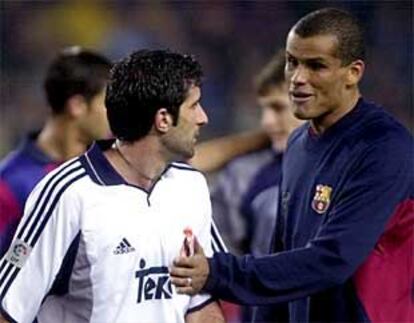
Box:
left=293, top=107, right=314, bottom=120
left=180, top=148, right=195, bottom=162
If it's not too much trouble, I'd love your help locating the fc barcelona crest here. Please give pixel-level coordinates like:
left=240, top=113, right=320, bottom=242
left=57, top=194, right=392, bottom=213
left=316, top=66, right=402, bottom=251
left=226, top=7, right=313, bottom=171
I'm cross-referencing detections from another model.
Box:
left=312, top=184, right=332, bottom=214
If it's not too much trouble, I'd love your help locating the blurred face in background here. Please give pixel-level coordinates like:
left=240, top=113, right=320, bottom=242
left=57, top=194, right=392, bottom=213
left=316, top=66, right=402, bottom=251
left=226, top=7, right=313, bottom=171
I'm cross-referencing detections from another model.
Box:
left=78, top=87, right=111, bottom=143
left=258, top=83, right=304, bottom=152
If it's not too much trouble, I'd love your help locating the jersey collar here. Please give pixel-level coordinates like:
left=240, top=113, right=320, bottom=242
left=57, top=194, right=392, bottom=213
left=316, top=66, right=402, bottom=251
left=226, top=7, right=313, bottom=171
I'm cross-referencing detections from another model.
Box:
left=82, top=139, right=128, bottom=186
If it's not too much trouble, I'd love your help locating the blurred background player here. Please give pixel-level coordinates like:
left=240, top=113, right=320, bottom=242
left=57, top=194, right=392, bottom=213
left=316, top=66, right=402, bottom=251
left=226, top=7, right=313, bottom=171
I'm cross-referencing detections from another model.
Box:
left=0, top=46, right=112, bottom=258
left=242, top=50, right=303, bottom=257
left=239, top=51, right=303, bottom=322
left=210, top=50, right=303, bottom=322
left=211, top=50, right=303, bottom=255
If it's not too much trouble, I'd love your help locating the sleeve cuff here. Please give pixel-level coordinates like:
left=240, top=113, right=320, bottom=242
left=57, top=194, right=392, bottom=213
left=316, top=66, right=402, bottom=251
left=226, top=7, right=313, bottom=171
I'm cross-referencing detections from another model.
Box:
left=202, top=257, right=220, bottom=293
left=186, top=296, right=216, bottom=315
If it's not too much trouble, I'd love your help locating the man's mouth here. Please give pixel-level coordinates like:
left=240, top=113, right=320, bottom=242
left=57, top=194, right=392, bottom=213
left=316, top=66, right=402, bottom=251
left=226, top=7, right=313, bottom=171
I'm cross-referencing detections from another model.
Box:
left=290, top=91, right=313, bottom=104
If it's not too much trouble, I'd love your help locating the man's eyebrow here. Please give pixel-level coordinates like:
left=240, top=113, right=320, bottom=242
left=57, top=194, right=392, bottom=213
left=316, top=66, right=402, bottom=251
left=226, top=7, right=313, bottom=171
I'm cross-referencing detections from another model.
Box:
left=286, top=51, right=327, bottom=62
left=305, top=58, right=327, bottom=63
left=189, top=95, right=200, bottom=106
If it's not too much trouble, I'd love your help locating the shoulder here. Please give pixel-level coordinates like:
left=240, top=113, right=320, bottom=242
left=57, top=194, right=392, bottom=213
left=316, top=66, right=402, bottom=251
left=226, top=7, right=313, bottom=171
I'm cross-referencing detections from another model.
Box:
left=0, top=146, right=44, bottom=202
left=26, top=157, right=89, bottom=206
left=163, top=162, right=211, bottom=206
left=168, top=161, right=204, bottom=178
left=353, top=100, right=412, bottom=152
left=343, top=102, right=413, bottom=185
left=0, top=146, right=29, bottom=177
left=169, top=161, right=200, bottom=172
left=166, top=161, right=208, bottom=185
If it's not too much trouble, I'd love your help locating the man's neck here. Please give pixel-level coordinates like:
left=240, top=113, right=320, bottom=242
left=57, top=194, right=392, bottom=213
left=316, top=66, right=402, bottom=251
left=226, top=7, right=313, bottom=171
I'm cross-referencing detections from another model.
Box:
left=105, top=138, right=169, bottom=190
left=310, top=91, right=361, bottom=135
left=36, top=117, right=88, bottom=161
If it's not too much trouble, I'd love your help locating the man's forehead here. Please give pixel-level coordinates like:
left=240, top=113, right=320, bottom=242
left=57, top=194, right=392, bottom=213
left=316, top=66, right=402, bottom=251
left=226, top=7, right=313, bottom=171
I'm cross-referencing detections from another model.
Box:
left=185, top=85, right=201, bottom=101
left=286, top=31, right=338, bottom=60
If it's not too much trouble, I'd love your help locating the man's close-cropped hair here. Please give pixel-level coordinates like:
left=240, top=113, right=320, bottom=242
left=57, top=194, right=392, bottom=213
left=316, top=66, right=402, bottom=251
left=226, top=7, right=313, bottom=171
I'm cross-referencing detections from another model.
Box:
left=44, top=46, right=112, bottom=114
left=105, top=49, right=203, bottom=142
left=254, top=49, right=286, bottom=96
left=292, top=8, right=365, bottom=65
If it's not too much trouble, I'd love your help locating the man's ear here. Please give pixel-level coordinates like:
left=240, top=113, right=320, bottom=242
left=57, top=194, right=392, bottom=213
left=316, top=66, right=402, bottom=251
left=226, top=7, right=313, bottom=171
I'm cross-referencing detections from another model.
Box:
left=154, top=108, right=173, bottom=133
left=345, top=59, right=365, bottom=87
left=65, top=95, right=88, bottom=118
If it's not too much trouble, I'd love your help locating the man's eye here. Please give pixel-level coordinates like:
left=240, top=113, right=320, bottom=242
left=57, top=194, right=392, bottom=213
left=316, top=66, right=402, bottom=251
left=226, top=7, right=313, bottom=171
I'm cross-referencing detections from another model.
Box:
left=308, top=62, right=326, bottom=70
left=287, top=57, right=297, bottom=66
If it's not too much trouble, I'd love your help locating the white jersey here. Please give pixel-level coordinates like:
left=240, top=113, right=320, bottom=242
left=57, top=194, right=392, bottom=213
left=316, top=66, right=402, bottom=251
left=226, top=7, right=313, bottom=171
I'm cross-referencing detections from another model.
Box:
left=0, top=141, right=226, bottom=323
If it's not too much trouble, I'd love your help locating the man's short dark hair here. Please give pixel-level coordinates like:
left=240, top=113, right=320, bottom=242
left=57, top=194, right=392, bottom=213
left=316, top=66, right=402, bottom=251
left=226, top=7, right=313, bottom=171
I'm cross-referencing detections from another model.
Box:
left=44, top=46, right=112, bottom=114
left=254, top=50, right=286, bottom=96
left=105, top=49, right=203, bottom=142
left=292, top=8, right=365, bottom=65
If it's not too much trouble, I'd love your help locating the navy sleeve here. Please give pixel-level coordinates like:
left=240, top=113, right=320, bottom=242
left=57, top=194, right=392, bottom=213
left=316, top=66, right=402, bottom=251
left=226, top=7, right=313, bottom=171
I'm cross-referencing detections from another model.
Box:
left=202, top=133, right=413, bottom=305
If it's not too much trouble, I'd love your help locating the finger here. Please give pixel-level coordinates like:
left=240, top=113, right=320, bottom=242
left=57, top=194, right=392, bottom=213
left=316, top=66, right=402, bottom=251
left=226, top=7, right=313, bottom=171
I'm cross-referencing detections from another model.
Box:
left=169, top=265, right=193, bottom=278
left=173, top=256, right=192, bottom=267
left=170, top=276, right=191, bottom=288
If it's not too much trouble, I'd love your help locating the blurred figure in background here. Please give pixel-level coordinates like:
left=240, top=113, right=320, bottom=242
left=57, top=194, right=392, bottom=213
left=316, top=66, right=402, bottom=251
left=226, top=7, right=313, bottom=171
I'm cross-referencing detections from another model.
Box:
left=210, top=50, right=303, bottom=322
left=242, top=50, right=304, bottom=257
left=0, top=46, right=112, bottom=258
left=210, top=50, right=302, bottom=255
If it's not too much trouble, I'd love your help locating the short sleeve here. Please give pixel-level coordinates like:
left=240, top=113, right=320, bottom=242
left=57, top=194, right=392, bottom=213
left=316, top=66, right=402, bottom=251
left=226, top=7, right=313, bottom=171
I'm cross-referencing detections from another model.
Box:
left=0, top=162, right=86, bottom=323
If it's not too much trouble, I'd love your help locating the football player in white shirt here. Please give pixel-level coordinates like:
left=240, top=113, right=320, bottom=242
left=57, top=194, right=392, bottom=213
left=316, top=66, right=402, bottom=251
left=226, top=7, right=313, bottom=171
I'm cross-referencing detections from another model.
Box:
left=0, top=49, right=225, bottom=323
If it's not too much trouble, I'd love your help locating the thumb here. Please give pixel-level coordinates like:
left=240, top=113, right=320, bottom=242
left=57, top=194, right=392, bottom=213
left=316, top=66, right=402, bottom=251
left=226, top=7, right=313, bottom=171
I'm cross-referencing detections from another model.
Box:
left=193, top=236, right=205, bottom=256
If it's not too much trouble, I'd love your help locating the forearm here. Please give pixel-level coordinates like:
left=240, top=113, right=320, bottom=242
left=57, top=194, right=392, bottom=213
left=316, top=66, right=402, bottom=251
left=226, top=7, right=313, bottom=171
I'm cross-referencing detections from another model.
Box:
left=190, top=130, right=269, bottom=173
left=203, top=248, right=343, bottom=305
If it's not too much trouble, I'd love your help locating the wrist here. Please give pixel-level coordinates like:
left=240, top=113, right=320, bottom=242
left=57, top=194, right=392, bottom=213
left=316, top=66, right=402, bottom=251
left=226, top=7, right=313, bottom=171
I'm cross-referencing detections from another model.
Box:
left=201, top=257, right=218, bottom=293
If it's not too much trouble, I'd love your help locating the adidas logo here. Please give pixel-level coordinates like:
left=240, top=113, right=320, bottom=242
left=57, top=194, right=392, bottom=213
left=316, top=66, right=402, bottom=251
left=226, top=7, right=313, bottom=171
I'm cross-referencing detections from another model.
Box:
left=113, top=238, right=136, bottom=255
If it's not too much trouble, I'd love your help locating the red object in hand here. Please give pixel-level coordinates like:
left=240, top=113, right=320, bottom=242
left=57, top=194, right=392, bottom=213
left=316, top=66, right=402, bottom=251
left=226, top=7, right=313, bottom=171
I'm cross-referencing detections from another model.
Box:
left=181, top=227, right=194, bottom=257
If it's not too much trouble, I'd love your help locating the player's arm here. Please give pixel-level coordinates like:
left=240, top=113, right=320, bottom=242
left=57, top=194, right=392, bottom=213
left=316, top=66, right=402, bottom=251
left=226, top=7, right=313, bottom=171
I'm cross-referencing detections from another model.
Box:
left=0, top=162, right=85, bottom=322
left=185, top=301, right=225, bottom=323
left=173, top=135, right=413, bottom=304
left=182, top=173, right=227, bottom=319
left=189, top=130, right=269, bottom=173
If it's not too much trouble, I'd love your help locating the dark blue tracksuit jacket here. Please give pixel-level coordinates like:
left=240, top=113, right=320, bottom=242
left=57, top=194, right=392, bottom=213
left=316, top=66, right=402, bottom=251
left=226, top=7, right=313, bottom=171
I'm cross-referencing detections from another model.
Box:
left=203, top=98, right=414, bottom=322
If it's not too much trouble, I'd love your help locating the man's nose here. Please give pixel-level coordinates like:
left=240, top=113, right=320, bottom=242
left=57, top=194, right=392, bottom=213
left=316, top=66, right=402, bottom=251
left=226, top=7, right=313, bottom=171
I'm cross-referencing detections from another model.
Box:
left=197, top=105, right=208, bottom=125
left=290, top=65, right=308, bottom=85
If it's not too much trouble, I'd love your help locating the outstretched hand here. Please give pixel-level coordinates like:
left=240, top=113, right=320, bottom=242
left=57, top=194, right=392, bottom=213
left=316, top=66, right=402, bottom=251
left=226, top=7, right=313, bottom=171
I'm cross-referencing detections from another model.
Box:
left=170, top=237, right=210, bottom=295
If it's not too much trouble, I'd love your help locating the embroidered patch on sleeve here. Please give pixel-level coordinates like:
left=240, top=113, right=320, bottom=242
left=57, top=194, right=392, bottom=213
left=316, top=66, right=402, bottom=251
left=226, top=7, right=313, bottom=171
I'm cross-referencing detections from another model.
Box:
left=6, top=239, right=32, bottom=268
